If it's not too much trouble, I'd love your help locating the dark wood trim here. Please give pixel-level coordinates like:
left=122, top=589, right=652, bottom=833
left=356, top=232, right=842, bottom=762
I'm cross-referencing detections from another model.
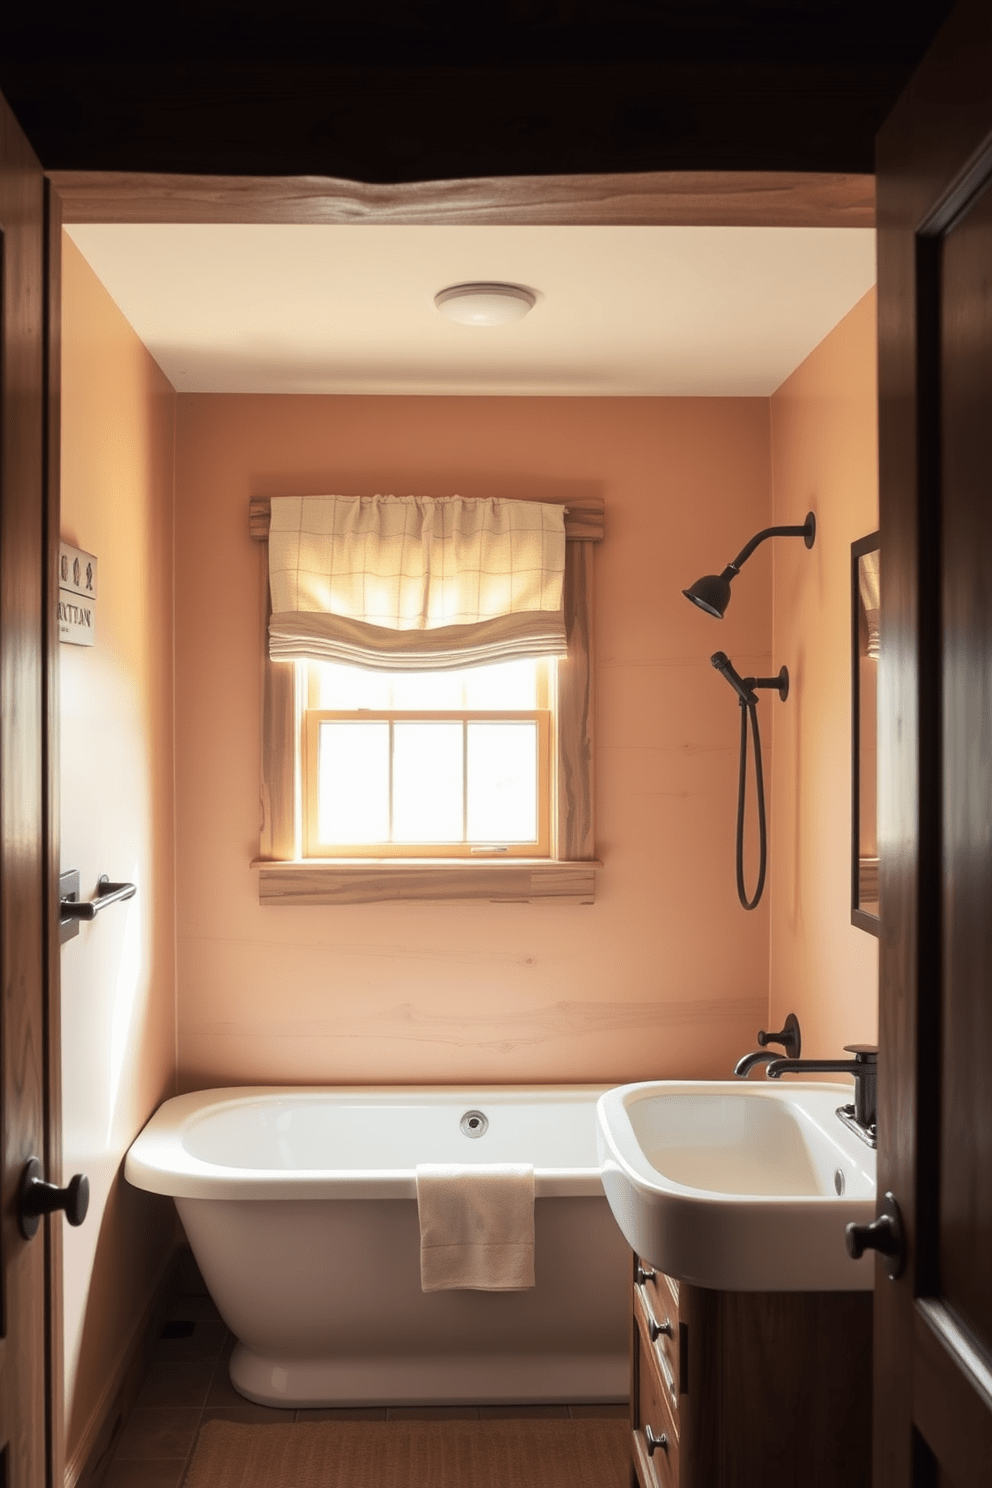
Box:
left=0, top=83, right=49, bottom=1488
left=249, top=495, right=604, bottom=545
left=874, top=105, right=929, bottom=1488
left=913, top=1302, right=992, bottom=1488
left=49, top=169, right=876, bottom=229
left=851, top=529, right=880, bottom=939
left=42, top=174, right=64, bottom=1488
left=874, top=2, right=992, bottom=1483
left=628, top=1254, right=639, bottom=1488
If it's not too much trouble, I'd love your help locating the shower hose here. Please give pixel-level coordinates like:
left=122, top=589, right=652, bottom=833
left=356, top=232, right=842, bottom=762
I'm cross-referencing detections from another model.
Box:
left=735, top=696, right=767, bottom=910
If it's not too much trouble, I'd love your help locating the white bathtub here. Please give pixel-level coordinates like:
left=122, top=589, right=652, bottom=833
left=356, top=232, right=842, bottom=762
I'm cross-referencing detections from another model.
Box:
left=125, top=1085, right=630, bottom=1407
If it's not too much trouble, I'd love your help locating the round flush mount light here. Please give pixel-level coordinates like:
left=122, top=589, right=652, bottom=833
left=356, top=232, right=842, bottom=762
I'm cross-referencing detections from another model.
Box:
left=434, top=282, right=537, bottom=327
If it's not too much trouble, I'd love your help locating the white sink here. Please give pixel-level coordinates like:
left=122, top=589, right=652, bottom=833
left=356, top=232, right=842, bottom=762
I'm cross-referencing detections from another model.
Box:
left=596, top=1081, right=876, bottom=1291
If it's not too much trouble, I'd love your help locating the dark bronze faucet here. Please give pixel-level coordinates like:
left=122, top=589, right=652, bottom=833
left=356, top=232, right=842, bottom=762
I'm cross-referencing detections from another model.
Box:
left=765, top=1044, right=878, bottom=1148
left=733, top=1049, right=781, bottom=1078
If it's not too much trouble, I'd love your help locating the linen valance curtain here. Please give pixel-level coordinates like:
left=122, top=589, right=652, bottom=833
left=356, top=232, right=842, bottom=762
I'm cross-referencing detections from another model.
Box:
left=268, top=495, right=568, bottom=670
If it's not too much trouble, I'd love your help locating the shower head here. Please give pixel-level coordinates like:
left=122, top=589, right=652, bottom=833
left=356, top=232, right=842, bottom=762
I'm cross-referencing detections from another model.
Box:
left=711, top=651, right=757, bottom=705
left=684, top=568, right=736, bottom=619
left=683, top=511, right=816, bottom=619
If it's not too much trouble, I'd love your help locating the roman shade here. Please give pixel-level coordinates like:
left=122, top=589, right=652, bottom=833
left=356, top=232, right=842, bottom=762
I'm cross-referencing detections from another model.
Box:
left=268, top=495, right=567, bottom=670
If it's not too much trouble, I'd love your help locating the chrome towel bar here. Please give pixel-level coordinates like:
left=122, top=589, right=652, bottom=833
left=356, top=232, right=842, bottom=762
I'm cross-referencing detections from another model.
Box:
left=62, top=874, right=137, bottom=919
left=59, top=871, right=137, bottom=943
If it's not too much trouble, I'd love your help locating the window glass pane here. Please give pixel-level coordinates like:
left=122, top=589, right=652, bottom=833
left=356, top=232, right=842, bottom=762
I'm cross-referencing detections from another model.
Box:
left=312, top=657, right=540, bottom=710
left=318, top=721, right=389, bottom=843
left=467, top=722, right=538, bottom=842
left=462, top=659, right=540, bottom=709
left=313, top=663, right=390, bottom=710
left=393, top=722, right=463, bottom=842
left=389, top=671, right=465, bottom=710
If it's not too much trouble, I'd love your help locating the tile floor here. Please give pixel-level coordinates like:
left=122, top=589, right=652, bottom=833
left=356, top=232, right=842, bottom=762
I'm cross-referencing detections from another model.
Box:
left=102, top=1283, right=628, bottom=1488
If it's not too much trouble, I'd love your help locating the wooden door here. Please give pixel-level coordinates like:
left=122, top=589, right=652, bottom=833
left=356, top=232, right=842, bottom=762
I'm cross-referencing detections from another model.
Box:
left=876, top=2, right=992, bottom=1483
left=0, top=87, right=60, bottom=1488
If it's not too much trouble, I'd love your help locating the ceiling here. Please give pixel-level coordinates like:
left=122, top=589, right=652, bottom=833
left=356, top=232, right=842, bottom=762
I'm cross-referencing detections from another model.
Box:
left=66, top=222, right=876, bottom=397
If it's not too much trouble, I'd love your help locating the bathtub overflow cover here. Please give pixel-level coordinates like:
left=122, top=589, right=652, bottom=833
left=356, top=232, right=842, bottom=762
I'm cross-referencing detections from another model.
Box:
left=460, top=1110, right=488, bottom=1138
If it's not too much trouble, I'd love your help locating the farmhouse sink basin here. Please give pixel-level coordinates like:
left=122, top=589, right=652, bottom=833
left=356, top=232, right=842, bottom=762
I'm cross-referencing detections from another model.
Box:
left=596, top=1081, right=876, bottom=1291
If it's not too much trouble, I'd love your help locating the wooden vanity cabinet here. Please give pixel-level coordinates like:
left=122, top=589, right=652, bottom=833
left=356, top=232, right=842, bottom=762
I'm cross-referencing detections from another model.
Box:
left=629, top=1255, right=873, bottom=1488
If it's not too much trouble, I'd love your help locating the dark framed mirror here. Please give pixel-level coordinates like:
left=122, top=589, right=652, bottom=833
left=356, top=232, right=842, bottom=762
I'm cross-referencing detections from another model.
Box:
left=852, top=531, right=880, bottom=934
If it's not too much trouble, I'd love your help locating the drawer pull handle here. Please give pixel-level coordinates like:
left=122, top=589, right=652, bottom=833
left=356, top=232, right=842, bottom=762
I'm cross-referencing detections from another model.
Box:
left=650, top=1316, right=674, bottom=1341
left=636, top=1264, right=656, bottom=1286
left=645, top=1426, right=668, bottom=1456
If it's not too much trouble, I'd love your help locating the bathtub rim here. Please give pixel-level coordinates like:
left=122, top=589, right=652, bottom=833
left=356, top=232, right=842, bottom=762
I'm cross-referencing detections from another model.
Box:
left=125, top=1083, right=613, bottom=1201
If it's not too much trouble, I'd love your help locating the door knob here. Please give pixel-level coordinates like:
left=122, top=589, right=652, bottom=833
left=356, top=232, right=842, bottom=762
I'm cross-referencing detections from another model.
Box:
left=846, top=1191, right=905, bottom=1280
left=18, top=1157, right=90, bottom=1240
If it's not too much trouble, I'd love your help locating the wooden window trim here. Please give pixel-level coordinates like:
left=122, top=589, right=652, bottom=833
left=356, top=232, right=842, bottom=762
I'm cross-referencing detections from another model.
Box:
left=252, top=497, right=601, bottom=904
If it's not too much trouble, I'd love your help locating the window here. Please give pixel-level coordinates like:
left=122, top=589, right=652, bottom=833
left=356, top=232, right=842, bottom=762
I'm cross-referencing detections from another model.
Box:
left=251, top=495, right=600, bottom=904
left=303, top=658, right=551, bottom=858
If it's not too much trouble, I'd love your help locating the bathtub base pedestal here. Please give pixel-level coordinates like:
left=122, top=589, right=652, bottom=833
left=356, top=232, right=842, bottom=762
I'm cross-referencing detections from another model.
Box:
left=230, top=1343, right=628, bottom=1409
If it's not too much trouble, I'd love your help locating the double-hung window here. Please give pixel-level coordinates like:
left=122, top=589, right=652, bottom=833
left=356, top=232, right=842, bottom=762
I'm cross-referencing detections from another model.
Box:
left=304, top=657, right=551, bottom=858
left=253, top=492, right=600, bottom=904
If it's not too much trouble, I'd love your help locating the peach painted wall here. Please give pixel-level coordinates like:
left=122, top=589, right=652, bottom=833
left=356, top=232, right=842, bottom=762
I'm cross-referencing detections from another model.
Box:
left=768, top=289, right=879, bottom=1058
left=174, top=396, right=777, bottom=1090
left=60, top=237, right=177, bottom=1471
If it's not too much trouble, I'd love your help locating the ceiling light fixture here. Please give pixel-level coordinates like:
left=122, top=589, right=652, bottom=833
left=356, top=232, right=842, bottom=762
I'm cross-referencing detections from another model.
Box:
left=434, top=282, right=537, bottom=327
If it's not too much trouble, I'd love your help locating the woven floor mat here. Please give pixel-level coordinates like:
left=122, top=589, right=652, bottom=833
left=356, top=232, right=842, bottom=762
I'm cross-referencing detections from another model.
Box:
left=184, top=1415, right=629, bottom=1488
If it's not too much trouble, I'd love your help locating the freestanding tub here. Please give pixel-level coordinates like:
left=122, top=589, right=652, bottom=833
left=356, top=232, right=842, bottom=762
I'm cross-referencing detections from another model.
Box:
left=125, top=1085, right=629, bottom=1407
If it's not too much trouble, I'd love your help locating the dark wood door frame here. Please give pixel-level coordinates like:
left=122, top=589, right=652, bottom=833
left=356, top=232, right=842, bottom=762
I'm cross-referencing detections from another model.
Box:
left=0, top=90, right=62, bottom=1488
left=876, top=0, right=992, bottom=1482
left=43, top=173, right=64, bottom=1488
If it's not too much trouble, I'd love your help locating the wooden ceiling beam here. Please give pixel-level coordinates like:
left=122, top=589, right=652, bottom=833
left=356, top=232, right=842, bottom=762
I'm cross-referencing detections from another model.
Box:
left=50, top=169, right=875, bottom=229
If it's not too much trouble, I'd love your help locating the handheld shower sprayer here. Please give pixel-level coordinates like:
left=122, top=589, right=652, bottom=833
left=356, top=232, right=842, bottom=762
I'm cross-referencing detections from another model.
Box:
left=710, top=651, right=757, bottom=705
left=709, top=651, right=790, bottom=911
left=711, top=651, right=789, bottom=706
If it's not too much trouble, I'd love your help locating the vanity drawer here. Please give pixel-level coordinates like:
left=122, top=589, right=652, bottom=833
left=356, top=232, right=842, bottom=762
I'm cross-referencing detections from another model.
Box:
left=634, top=1272, right=681, bottom=1406
left=633, top=1327, right=680, bottom=1488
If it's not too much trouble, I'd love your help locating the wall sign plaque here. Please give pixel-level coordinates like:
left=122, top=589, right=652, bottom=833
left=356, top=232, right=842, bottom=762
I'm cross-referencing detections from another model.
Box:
left=59, top=541, right=98, bottom=646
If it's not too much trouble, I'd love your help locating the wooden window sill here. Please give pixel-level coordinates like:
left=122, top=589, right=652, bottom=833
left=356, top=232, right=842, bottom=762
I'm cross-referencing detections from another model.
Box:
left=253, top=858, right=599, bottom=905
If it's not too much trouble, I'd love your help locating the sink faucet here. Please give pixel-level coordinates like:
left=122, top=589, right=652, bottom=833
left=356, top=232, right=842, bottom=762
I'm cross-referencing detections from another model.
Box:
left=733, top=1012, right=801, bottom=1078
left=765, top=1044, right=878, bottom=1148
left=733, top=1050, right=781, bottom=1078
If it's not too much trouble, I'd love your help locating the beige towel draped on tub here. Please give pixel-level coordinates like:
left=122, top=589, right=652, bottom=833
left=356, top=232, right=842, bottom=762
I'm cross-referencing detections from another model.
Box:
left=416, top=1164, right=536, bottom=1292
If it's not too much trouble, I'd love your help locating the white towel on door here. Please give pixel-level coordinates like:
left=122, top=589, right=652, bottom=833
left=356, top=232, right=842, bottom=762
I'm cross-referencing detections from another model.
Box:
left=416, top=1163, right=535, bottom=1292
